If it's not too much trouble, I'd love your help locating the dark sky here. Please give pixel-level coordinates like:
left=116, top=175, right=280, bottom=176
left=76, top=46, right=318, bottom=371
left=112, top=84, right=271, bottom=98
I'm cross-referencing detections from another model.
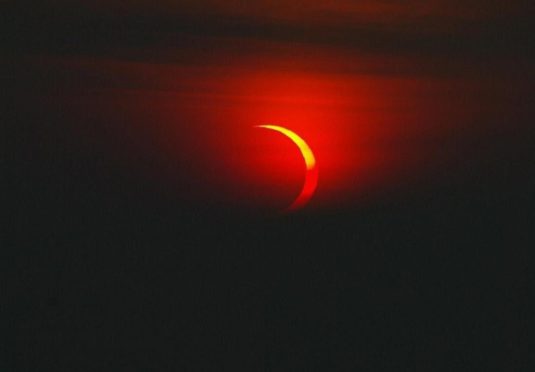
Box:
left=3, top=0, right=534, bottom=68
left=3, top=1, right=534, bottom=370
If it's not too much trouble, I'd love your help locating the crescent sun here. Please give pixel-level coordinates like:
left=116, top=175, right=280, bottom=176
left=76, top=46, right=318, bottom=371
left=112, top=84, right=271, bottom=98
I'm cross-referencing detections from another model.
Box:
left=255, top=125, right=318, bottom=212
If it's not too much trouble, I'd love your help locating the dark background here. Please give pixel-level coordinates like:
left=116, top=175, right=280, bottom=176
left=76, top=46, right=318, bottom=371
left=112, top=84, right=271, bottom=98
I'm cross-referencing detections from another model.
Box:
left=3, top=1, right=535, bottom=370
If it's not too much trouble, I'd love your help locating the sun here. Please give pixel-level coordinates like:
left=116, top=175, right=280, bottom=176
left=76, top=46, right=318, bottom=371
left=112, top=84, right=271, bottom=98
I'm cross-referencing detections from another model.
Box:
left=255, top=125, right=318, bottom=212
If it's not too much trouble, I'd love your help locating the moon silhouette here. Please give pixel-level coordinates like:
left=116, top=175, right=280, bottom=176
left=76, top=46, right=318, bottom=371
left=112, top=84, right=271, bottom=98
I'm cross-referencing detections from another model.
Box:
left=255, top=125, right=318, bottom=212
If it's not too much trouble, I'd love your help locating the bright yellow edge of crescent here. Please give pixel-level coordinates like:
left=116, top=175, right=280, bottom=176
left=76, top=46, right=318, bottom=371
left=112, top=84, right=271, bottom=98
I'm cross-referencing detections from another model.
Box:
left=255, top=125, right=316, bottom=170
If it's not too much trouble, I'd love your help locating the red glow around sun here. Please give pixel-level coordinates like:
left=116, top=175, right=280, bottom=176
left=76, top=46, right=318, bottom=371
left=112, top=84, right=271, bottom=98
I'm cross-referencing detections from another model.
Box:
left=41, top=40, right=491, bottom=213
left=144, top=49, right=446, bottom=212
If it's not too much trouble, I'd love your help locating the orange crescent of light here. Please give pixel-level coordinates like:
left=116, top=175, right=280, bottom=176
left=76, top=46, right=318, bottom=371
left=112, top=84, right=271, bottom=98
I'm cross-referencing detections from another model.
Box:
left=255, top=125, right=318, bottom=212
